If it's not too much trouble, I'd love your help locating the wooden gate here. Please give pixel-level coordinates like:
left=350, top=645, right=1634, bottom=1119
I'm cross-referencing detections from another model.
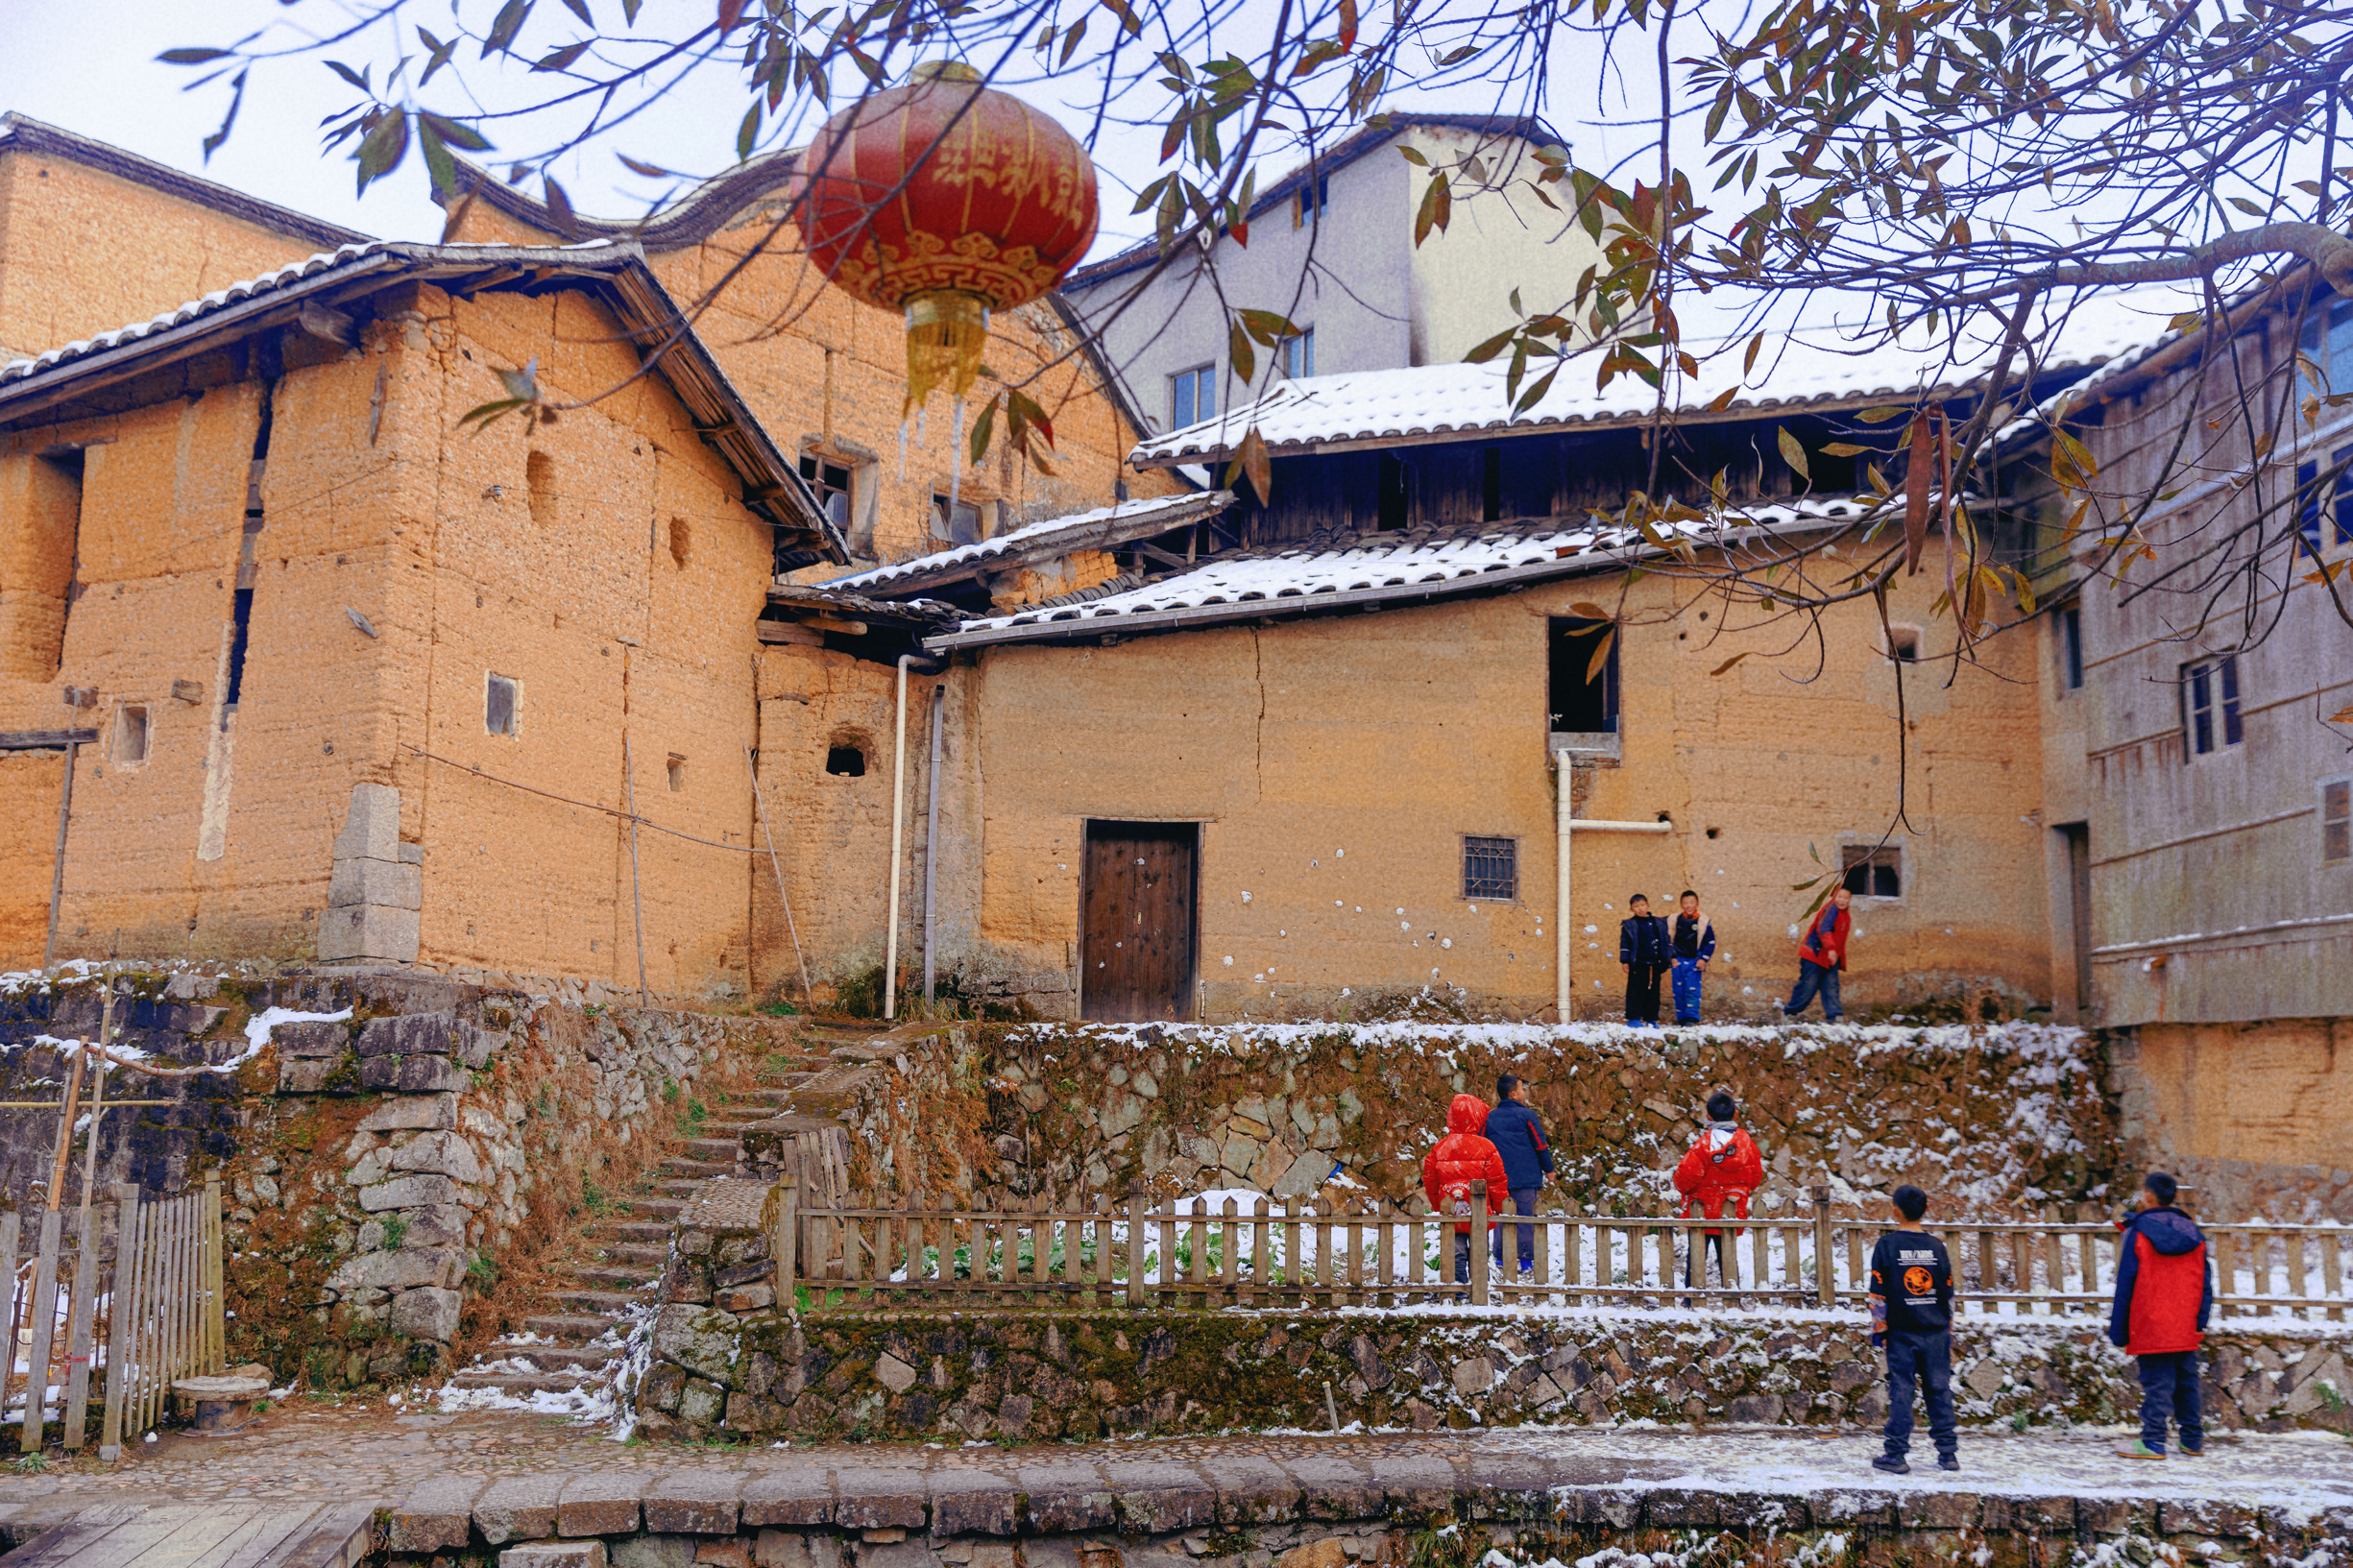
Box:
left=99, top=1177, right=225, bottom=1458
left=1080, top=821, right=1199, bottom=1022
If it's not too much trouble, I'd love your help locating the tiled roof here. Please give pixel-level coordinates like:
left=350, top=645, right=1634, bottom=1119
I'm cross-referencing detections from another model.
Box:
left=927, top=494, right=1880, bottom=649
left=0, top=239, right=626, bottom=389
left=0, top=238, right=844, bottom=560
left=1130, top=298, right=2177, bottom=466
left=828, top=491, right=1230, bottom=593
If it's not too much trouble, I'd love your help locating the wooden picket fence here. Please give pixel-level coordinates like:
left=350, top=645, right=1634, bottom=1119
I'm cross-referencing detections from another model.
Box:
left=0, top=1178, right=223, bottom=1458
left=771, top=1175, right=2353, bottom=1323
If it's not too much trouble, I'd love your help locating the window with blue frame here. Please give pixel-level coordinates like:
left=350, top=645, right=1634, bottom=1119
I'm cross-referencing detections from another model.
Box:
left=2298, top=299, right=2353, bottom=398
left=1171, top=364, right=1216, bottom=429
left=2293, top=446, right=2353, bottom=555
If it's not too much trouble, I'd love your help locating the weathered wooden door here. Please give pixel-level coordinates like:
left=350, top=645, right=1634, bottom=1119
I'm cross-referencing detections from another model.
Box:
left=1080, top=821, right=1199, bottom=1022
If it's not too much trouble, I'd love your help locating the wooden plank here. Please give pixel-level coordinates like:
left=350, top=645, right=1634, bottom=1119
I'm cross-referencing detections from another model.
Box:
left=59, top=1501, right=257, bottom=1568
left=60, top=1208, right=96, bottom=1448
left=249, top=1502, right=378, bottom=1568
left=177, top=1505, right=331, bottom=1568
left=1220, top=1198, right=1238, bottom=1307
left=21, top=1209, right=62, bottom=1453
left=0, top=730, right=98, bottom=753
left=97, top=1193, right=133, bottom=1459
left=0, top=1506, right=141, bottom=1566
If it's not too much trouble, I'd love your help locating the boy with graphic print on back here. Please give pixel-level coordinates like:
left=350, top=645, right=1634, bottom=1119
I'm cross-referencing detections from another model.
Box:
left=1869, top=1183, right=1958, bottom=1475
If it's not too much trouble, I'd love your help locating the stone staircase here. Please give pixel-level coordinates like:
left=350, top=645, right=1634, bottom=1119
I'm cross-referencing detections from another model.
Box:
left=441, top=1017, right=906, bottom=1406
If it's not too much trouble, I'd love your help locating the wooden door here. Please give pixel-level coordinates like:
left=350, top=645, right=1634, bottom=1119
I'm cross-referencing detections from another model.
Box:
left=1080, top=822, right=1199, bottom=1022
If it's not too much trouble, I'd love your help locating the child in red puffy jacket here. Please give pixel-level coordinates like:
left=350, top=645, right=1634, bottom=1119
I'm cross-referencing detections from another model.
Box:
left=1422, top=1093, right=1509, bottom=1289
left=1673, top=1090, right=1765, bottom=1293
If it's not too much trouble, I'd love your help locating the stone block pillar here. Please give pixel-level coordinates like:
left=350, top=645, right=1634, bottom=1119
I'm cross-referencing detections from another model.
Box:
left=318, top=782, right=423, bottom=963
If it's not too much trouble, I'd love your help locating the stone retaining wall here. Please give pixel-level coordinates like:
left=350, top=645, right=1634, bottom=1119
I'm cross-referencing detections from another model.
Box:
left=4, top=964, right=794, bottom=1389
left=639, top=1299, right=2353, bottom=1445
left=826, top=1022, right=2117, bottom=1218
left=375, top=1457, right=2353, bottom=1568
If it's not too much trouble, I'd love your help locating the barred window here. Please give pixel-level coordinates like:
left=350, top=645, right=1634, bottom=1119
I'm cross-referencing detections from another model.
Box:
left=2324, top=779, right=2351, bottom=864
left=1841, top=844, right=1903, bottom=898
left=1463, top=836, right=1517, bottom=902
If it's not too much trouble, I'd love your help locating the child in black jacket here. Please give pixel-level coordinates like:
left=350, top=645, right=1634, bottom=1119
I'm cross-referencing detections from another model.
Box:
left=1618, top=894, right=1671, bottom=1027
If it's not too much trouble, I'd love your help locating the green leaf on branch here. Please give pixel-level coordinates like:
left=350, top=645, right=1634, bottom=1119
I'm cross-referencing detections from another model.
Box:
left=1414, top=171, right=1451, bottom=245
left=353, top=111, right=410, bottom=196
left=483, top=0, right=535, bottom=58
left=158, top=47, right=236, bottom=64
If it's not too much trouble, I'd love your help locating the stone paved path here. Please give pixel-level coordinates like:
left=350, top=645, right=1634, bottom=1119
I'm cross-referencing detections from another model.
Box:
left=0, top=1405, right=2345, bottom=1523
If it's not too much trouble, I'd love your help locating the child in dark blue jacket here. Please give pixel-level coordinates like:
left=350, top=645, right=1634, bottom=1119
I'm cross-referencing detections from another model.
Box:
left=1618, top=894, right=1671, bottom=1027
left=2110, top=1171, right=2214, bottom=1459
left=1483, top=1074, right=1555, bottom=1276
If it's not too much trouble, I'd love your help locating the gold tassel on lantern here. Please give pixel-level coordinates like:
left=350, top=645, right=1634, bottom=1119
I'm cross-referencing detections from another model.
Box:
left=905, top=291, right=989, bottom=413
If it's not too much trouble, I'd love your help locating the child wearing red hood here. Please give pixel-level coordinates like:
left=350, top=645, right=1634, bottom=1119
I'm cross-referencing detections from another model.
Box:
left=1421, top=1093, right=1510, bottom=1289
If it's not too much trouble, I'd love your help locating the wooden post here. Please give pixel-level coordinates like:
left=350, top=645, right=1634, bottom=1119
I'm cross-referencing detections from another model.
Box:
left=2322, top=1231, right=2342, bottom=1323
left=1811, top=1186, right=1834, bottom=1308
left=40, top=740, right=78, bottom=971
left=61, top=1207, right=98, bottom=1447
left=771, top=1171, right=799, bottom=1307
left=22, top=1208, right=62, bottom=1453
left=1469, top=1182, right=1490, bottom=1306
left=203, top=1175, right=223, bottom=1373
left=1220, top=1197, right=1239, bottom=1307
left=1248, top=1197, right=1267, bottom=1308
left=0, top=1213, right=17, bottom=1434
left=1125, top=1180, right=1146, bottom=1306
left=97, top=1189, right=133, bottom=1461
left=622, top=736, right=650, bottom=1008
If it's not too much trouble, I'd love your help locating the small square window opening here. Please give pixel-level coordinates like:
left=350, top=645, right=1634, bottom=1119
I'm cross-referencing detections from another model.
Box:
left=1840, top=844, right=1903, bottom=898
left=115, top=704, right=149, bottom=765
left=1463, top=836, right=1517, bottom=902
left=667, top=754, right=687, bottom=792
left=799, top=455, right=854, bottom=533
left=486, top=673, right=519, bottom=736
left=826, top=744, right=866, bottom=778
left=933, top=495, right=982, bottom=545
left=1294, top=174, right=1330, bottom=228
left=1886, top=626, right=1922, bottom=663
left=1548, top=617, right=1619, bottom=735
left=2323, top=778, right=2351, bottom=863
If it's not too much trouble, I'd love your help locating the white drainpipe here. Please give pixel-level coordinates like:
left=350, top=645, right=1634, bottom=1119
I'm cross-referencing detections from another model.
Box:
left=1554, top=748, right=1674, bottom=1022
left=885, top=655, right=915, bottom=1021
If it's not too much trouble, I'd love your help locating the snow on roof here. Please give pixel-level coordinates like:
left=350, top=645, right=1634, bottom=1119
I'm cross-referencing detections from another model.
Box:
left=1131, top=294, right=2181, bottom=466
left=0, top=238, right=628, bottom=391
left=827, top=490, right=1227, bottom=591
left=931, top=493, right=1880, bottom=648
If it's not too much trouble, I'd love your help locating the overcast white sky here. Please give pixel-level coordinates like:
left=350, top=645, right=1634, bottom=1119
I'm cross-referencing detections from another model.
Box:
left=0, top=0, right=1596, bottom=255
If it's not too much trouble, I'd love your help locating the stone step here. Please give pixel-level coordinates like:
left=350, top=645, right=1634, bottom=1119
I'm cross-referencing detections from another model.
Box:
left=679, top=1136, right=744, bottom=1161
left=618, top=1196, right=688, bottom=1219
left=698, top=1119, right=771, bottom=1134
left=734, top=1088, right=796, bottom=1104
left=519, top=1314, right=629, bottom=1340
left=446, top=1368, right=601, bottom=1395
left=490, top=1344, right=621, bottom=1371
left=651, top=1178, right=708, bottom=1196
left=588, top=1219, right=672, bottom=1243
left=595, top=1242, right=669, bottom=1266
left=659, top=1157, right=734, bottom=1178
left=546, top=1288, right=646, bottom=1313
left=566, top=1263, right=661, bottom=1289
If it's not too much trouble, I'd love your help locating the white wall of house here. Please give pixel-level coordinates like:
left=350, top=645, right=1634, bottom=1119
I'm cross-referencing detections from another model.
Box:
left=1062, top=123, right=1598, bottom=435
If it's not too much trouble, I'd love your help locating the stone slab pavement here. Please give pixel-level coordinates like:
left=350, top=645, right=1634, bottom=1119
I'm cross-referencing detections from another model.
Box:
left=0, top=1406, right=2344, bottom=1545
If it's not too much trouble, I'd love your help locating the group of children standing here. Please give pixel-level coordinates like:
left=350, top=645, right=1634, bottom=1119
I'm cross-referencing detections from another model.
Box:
left=1616, top=885, right=1856, bottom=1025
left=1420, top=1077, right=2218, bottom=1473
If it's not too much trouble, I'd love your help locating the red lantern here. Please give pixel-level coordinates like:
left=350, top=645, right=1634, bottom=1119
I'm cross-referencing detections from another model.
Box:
left=799, top=62, right=1100, bottom=411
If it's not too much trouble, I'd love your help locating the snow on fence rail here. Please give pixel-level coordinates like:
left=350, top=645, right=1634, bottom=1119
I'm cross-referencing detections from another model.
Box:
left=771, top=1175, right=2351, bottom=1322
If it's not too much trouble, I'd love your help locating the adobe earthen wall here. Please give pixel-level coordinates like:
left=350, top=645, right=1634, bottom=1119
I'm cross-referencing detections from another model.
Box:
left=2109, top=1018, right=2353, bottom=1220
left=0, top=150, right=329, bottom=364
left=940, top=537, right=2052, bottom=1021
left=449, top=193, right=1179, bottom=570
